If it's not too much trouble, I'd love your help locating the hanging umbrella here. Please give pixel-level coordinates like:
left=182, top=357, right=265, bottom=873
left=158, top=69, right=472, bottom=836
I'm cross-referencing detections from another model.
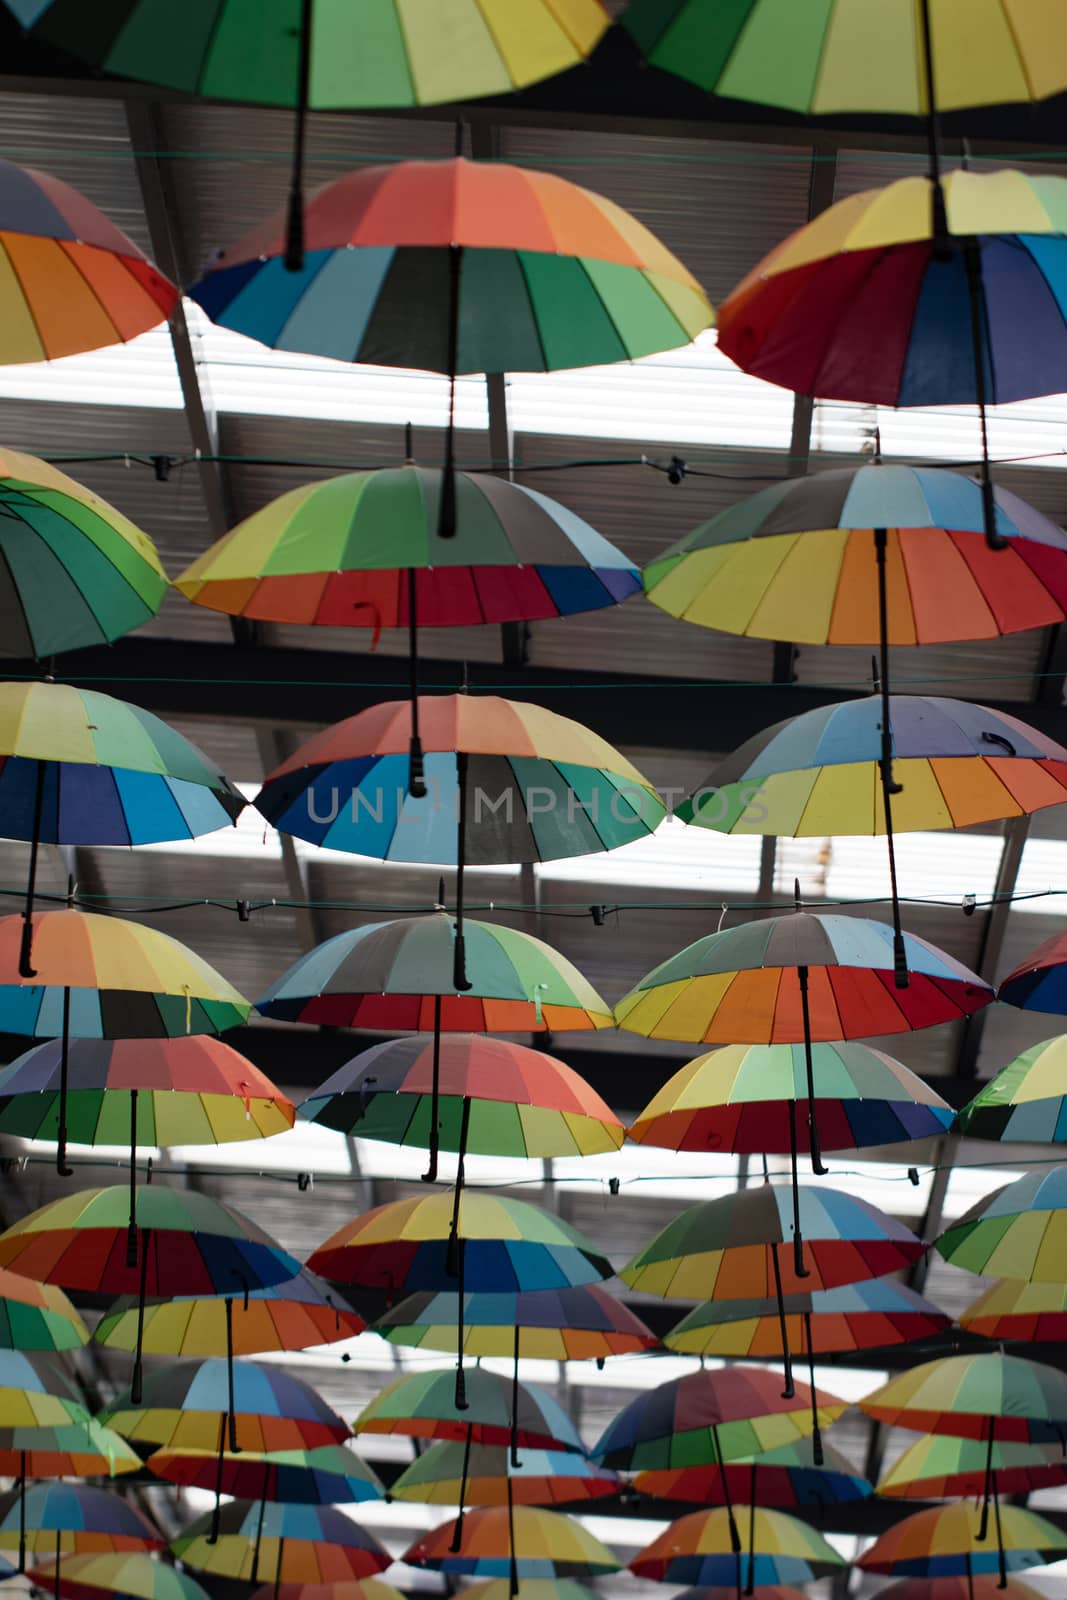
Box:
left=252, top=1585, right=405, bottom=1600
left=27, top=1552, right=211, bottom=1600
left=856, top=1503, right=1067, bottom=1580
left=298, top=1031, right=623, bottom=1190
left=147, top=1443, right=383, bottom=1505
left=352, top=1366, right=585, bottom=1452
left=402, top=1504, right=620, bottom=1586
left=0, top=1268, right=87, bottom=1351
left=0, top=1420, right=139, bottom=1481
left=374, top=1282, right=656, bottom=1360
left=391, top=1440, right=623, bottom=1507
left=860, top=1352, right=1067, bottom=1443
left=172, top=1500, right=391, bottom=1587
left=0, top=449, right=168, bottom=660
left=94, top=1267, right=365, bottom=1358
left=960, top=1279, right=1067, bottom=1341
left=0, top=1351, right=90, bottom=1428
left=664, top=1277, right=951, bottom=1359
left=0, top=1186, right=300, bottom=1405
left=867, top=1581, right=1047, bottom=1600
left=936, top=1167, right=1067, bottom=1281
left=629, top=1038, right=953, bottom=1157
left=615, top=908, right=991, bottom=1252
left=0, top=908, right=250, bottom=1177
left=0, top=157, right=175, bottom=360
left=0, top=1482, right=160, bottom=1581
left=633, top=1436, right=870, bottom=1510
left=999, top=929, right=1067, bottom=1012
left=457, top=1582, right=602, bottom=1600
left=878, top=1434, right=1067, bottom=1499
left=629, top=1505, right=843, bottom=1589
left=717, top=169, right=1067, bottom=544
left=958, top=1035, right=1067, bottom=1140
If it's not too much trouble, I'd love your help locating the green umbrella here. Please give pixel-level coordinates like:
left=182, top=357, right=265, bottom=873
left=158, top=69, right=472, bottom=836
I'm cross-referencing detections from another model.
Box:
left=956, top=1036, right=1067, bottom=1142
left=936, top=1168, right=1067, bottom=1282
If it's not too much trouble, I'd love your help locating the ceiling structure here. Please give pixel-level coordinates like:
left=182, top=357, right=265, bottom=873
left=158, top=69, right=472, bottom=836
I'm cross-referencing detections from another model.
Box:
left=0, top=21, right=1066, bottom=1600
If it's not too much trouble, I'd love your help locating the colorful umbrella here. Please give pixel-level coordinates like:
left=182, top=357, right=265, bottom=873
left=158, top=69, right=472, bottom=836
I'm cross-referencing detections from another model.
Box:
left=0, top=1482, right=160, bottom=1579
left=860, top=1352, right=1067, bottom=1443
left=664, top=1277, right=951, bottom=1359
left=0, top=157, right=175, bottom=360
left=459, top=1582, right=602, bottom=1600
left=374, top=1282, right=656, bottom=1360
left=94, top=1267, right=365, bottom=1358
left=252, top=1585, right=405, bottom=1600
left=878, top=1434, right=1067, bottom=1499
left=0, top=908, right=250, bottom=1175
left=147, top=1443, right=384, bottom=1505
left=27, top=1552, right=211, bottom=1600
left=391, top=1439, right=623, bottom=1507
left=615, top=908, right=990, bottom=1249
left=402, top=1504, right=620, bottom=1588
left=633, top=1436, right=870, bottom=1511
left=171, top=1500, right=390, bottom=1587
left=958, top=1035, right=1067, bottom=1140
left=0, top=1268, right=87, bottom=1352
left=99, top=1357, right=350, bottom=1447
left=960, top=1278, right=1067, bottom=1341
left=856, top=1503, right=1067, bottom=1581
left=0, top=1420, right=139, bottom=1481
left=352, top=1366, right=583, bottom=1452
left=0, top=1351, right=90, bottom=1428
left=999, top=929, right=1067, bottom=1012
left=298, top=1032, right=623, bottom=1189
left=0, top=1186, right=300, bottom=1404
left=936, top=1167, right=1067, bottom=1281
left=628, top=1505, right=843, bottom=1589
left=869, top=1580, right=1047, bottom=1600
left=0, top=448, right=167, bottom=660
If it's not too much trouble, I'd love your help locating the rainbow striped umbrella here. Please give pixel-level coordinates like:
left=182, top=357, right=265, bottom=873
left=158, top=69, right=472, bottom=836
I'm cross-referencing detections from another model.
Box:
left=959, top=1036, right=1067, bottom=1140
left=352, top=1367, right=584, bottom=1452
left=94, top=1268, right=365, bottom=1358
left=391, top=1440, right=622, bottom=1507
left=632, top=1436, right=871, bottom=1509
left=403, top=1505, right=620, bottom=1581
left=0, top=1269, right=87, bottom=1352
left=374, top=1283, right=656, bottom=1360
left=936, top=1167, right=1067, bottom=1281
left=998, top=928, right=1067, bottom=1014
left=869, top=1580, right=1047, bottom=1600
left=251, top=1584, right=405, bottom=1600
left=147, top=1443, right=384, bottom=1505
left=961, top=1279, right=1067, bottom=1341
left=629, top=1505, right=843, bottom=1588
left=28, top=1552, right=210, bottom=1600
left=879, top=1434, right=1067, bottom=1499
left=857, top=1504, right=1067, bottom=1580
left=0, top=1352, right=90, bottom=1428
left=0, top=1482, right=160, bottom=1576
left=172, top=1500, right=390, bottom=1587
left=860, top=1353, right=1067, bottom=1443
left=664, top=1277, right=951, bottom=1359
left=0, top=1421, right=138, bottom=1481
left=459, top=1582, right=601, bottom=1600
left=99, top=1359, right=349, bottom=1451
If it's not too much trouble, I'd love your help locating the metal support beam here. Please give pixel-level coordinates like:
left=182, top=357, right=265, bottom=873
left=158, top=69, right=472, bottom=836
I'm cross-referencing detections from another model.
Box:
left=956, top=814, right=1030, bottom=1079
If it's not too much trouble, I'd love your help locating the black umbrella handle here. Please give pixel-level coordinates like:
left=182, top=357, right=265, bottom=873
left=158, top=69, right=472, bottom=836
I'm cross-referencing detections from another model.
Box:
left=56, top=988, right=73, bottom=1178
left=283, top=0, right=311, bottom=273
left=18, top=762, right=44, bottom=979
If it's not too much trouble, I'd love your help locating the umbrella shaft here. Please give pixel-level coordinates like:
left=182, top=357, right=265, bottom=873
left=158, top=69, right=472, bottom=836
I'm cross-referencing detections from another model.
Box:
left=769, top=1242, right=794, bottom=1398
left=18, top=760, right=45, bottom=979
left=407, top=567, right=426, bottom=797
left=421, top=995, right=443, bottom=1183
left=56, top=987, right=73, bottom=1177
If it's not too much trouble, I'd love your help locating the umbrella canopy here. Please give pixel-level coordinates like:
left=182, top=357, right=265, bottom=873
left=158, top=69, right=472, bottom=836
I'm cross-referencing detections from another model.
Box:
left=629, top=1040, right=952, bottom=1154
left=255, top=693, right=663, bottom=863
left=27, top=1553, right=211, bottom=1600
left=936, top=1167, right=1067, bottom=1280
left=391, top=1440, right=623, bottom=1507
left=352, top=1367, right=583, bottom=1451
left=878, top=1434, right=1067, bottom=1499
left=308, top=1192, right=612, bottom=1294
left=860, top=1353, right=1067, bottom=1442
left=632, top=1436, right=871, bottom=1508
left=12, top=2, right=611, bottom=106
left=94, top=1268, right=365, bottom=1357
left=961, top=1278, right=1067, bottom=1341
left=664, top=1277, right=951, bottom=1358
left=621, top=1184, right=925, bottom=1299
left=459, top=1583, right=601, bottom=1600
left=870, top=1582, right=1046, bottom=1600
left=717, top=169, right=1067, bottom=408
left=148, top=1443, right=384, bottom=1505
left=0, top=1268, right=87, bottom=1351
left=591, top=1368, right=846, bottom=1469
left=403, top=1505, right=621, bottom=1579
left=0, top=158, right=175, bottom=362
left=172, top=1500, right=391, bottom=1584
left=0, top=1421, right=139, bottom=1480
left=299, top=1035, right=622, bottom=1159
left=99, top=1359, right=350, bottom=1450
left=252, top=1586, right=405, bottom=1600
left=190, top=158, right=712, bottom=374
left=0, top=1483, right=161, bottom=1557
left=958, top=1036, right=1067, bottom=1140
left=0, top=681, right=243, bottom=846
left=621, top=1, right=1067, bottom=112
left=857, top=1504, right=1067, bottom=1577
left=999, top=929, right=1067, bottom=1013
left=176, top=466, right=640, bottom=628
left=374, top=1283, right=656, bottom=1360
left=0, top=1351, right=90, bottom=1428
left=256, top=912, right=611, bottom=1032
left=643, top=465, right=1067, bottom=645
left=614, top=910, right=993, bottom=1043
left=0, top=909, right=250, bottom=1038
left=0, top=1036, right=293, bottom=1147
left=679, top=696, right=1067, bottom=837
left=0, top=449, right=167, bottom=660
left=629, top=1505, right=843, bottom=1586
